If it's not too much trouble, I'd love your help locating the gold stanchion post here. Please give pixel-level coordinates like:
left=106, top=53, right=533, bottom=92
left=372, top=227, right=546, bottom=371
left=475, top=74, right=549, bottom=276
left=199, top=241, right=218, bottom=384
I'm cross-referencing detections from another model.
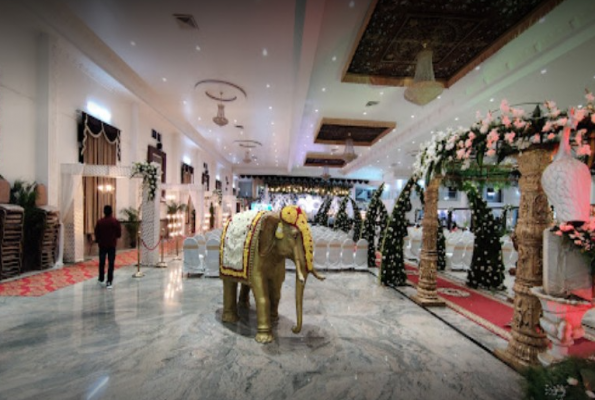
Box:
left=132, top=229, right=145, bottom=278
left=156, top=228, right=167, bottom=268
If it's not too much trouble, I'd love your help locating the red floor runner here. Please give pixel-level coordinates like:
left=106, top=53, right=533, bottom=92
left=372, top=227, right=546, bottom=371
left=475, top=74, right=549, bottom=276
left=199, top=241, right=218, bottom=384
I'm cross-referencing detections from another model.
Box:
left=0, top=249, right=138, bottom=297
left=404, top=263, right=595, bottom=357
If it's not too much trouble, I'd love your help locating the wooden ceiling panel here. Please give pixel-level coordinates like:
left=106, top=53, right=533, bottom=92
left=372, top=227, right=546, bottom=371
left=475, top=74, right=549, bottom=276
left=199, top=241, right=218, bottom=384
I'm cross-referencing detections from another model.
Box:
left=304, top=153, right=346, bottom=168
left=343, top=0, right=563, bottom=87
left=315, top=118, right=396, bottom=146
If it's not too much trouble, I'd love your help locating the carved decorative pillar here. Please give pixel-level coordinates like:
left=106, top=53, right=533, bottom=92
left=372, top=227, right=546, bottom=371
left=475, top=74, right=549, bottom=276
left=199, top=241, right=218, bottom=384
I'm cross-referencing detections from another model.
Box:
left=412, top=176, right=445, bottom=307
left=140, top=183, right=161, bottom=266
left=495, top=148, right=551, bottom=370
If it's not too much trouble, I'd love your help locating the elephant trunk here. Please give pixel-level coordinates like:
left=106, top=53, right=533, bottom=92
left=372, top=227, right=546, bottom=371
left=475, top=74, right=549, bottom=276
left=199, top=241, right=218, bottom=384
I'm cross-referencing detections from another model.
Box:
left=292, top=247, right=307, bottom=334
left=292, top=261, right=305, bottom=334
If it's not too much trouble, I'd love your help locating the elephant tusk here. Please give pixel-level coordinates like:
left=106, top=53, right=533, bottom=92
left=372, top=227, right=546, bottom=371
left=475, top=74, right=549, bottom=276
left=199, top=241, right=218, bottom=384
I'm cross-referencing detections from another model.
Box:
left=311, top=268, right=326, bottom=281
left=296, top=265, right=305, bottom=283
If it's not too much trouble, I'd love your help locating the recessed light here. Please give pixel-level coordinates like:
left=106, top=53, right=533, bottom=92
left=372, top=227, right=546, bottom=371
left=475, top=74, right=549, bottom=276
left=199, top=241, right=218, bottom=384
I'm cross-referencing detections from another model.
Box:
left=234, top=119, right=237, bottom=123
left=379, top=139, right=382, bottom=142
left=271, top=121, right=275, bottom=125
left=130, top=41, right=136, bottom=46
left=412, top=141, right=415, bottom=144
left=310, top=124, right=314, bottom=128
left=579, top=104, right=584, bottom=109
left=209, top=129, right=212, bottom=133
left=455, top=117, right=459, bottom=121
left=198, top=117, right=201, bottom=121
left=363, top=111, right=367, bottom=115
left=315, top=109, right=319, bottom=113
left=489, top=98, right=495, bottom=102
left=322, top=87, right=326, bottom=92
left=430, top=130, right=434, bottom=134
left=196, top=45, right=201, bottom=51
left=240, top=131, right=244, bottom=135
left=398, top=161, right=401, bottom=164
left=437, top=95, right=441, bottom=99
left=411, top=115, right=415, bottom=118
left=541, top=69, right=547, bottom=74
left=475, top=66, right=481, bottom=71
left=183, top=100, right=187, bottom=105
left=269, top=106, right=273, bottom=110
left=539, top=17, right=546, bottom=23
left=398, top=148, right=401, bottom=151
left=349, top=0, right=355, bottom=7
left=162, top=77, right=167, bottom=82
left=380, top=91, right=384, bottom=96
left=266, top=83, right=271, bottom=88
left=262, top=48, right=268, bottom=57
left=332, top=56, right=337, bottom=62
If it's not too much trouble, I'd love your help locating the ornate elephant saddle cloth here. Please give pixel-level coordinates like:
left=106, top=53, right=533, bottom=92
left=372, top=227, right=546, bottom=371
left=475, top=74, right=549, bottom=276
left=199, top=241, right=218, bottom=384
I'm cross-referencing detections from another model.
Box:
left=219, top=210, right=266, bottom=282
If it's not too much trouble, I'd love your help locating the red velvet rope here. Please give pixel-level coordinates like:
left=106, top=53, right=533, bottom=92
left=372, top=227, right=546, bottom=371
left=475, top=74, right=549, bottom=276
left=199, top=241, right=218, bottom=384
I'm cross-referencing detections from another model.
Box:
left=141, top=237, right=162, bottom=251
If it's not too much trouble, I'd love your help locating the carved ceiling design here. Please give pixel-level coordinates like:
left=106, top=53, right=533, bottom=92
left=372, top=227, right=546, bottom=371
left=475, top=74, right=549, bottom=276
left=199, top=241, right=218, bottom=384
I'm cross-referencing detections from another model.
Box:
left=315, top=118, right=395, bottom=146
left=343, top=0, right=563, bottom=87
left=304, top=153, right=346, bottom=168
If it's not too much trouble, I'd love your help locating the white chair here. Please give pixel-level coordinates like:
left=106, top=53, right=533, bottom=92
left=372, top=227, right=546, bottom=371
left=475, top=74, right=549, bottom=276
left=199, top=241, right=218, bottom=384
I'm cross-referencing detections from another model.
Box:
left=195, top=235, right=207, bottom=260
left=204, top=238, right=220, bottom=277
left=410, top=236, right=422, bottom=261
left=354, top=239, right=368, bottom=269
left=449, top=238, right=467, bottom=271
left=327, top=238, right=342, bottom=269
left=461, top=240, right=474, bottom=270
left=314, top=239, right=328, bottom=270
left=341, top=239, right=355, bottom=268
left=183, top=237, right=201, bottom=277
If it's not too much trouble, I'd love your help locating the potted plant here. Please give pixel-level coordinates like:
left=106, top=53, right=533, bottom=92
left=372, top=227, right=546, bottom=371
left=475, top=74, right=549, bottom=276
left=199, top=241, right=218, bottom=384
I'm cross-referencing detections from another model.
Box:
left=10, top=180, right=44, bottom=272
left=120, top=207, right=140, bottom=248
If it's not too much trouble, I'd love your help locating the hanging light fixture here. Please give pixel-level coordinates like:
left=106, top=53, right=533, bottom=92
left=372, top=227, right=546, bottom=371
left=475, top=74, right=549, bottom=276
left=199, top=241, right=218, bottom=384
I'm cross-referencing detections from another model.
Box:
left=343, top=132, right=357, bottom=162
left=404, top=44, right=444, bottom=106
left=321, top=166, right=331, bottom=181
left=213, top=92, right=229, bottom=127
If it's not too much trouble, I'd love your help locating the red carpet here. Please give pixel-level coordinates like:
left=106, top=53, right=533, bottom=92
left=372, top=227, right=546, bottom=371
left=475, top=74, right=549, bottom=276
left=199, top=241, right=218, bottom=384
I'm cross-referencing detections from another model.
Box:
left=404, top=263, right=595, bottom=357
left=0, top=249, right=138, bottom=297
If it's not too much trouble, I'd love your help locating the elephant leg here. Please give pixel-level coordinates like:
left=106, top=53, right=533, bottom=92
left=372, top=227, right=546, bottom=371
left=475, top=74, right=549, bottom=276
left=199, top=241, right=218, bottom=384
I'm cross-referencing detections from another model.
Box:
left=222, top=280, right=239, bottom=323
left=269, top=277, right=283, bottom=324
left=251, top=281, right=273, bottom=343
left=239, top=284, right=251, bottom=309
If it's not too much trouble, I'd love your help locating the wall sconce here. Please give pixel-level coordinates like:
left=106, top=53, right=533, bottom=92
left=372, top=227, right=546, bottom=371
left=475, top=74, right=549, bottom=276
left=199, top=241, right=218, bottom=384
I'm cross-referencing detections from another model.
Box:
left=98, top=184, right=114, bottom=193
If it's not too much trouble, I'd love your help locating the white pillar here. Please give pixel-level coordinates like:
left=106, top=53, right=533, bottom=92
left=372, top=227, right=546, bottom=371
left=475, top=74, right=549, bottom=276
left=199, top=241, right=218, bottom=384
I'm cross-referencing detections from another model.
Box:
left=140, top=183, right=160, bottom=266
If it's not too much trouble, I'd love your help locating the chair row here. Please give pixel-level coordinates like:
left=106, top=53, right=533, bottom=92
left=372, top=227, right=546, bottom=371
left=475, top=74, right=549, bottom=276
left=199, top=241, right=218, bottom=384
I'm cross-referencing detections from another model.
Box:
left=183, top=237, right=220, bottom=277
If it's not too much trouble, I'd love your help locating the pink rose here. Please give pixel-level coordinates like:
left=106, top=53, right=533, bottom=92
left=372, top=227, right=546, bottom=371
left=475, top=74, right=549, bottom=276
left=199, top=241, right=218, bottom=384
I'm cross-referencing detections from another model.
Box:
left=547, top=133, right=556, bottom=140
left=486, top=149, right=496, bottom=157
left=502, top=115, right=511, bottom=127
left=500, top=99, right=510, bottom=114
left=560, top=223, right=574, bottom=232
left=514, top=119, right=526, bottom=129
left=542, top=121, right=553, bottom=132
left=586, top=92, right=595, bottom=103
left=556, top=117, right=568, bottom=127
left=504, top=132, right=516, bottom=144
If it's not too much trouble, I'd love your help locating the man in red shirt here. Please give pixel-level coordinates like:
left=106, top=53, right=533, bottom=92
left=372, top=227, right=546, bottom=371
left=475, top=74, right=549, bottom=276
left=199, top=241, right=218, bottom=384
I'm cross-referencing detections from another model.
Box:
left=94, top=205, right=122, bottom=289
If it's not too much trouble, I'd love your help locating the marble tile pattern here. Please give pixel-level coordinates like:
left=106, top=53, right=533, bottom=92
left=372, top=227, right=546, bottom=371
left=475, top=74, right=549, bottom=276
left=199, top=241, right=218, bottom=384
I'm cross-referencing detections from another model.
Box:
left=0, top=263, right=523, bottom=400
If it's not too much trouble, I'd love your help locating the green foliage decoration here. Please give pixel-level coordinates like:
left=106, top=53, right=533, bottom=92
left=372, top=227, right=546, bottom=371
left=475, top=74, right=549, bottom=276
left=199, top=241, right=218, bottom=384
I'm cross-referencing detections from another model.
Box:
left=380, top=178, right=416, bottom=287
left=523, top=357, right=595, bottom=400
left=314, top=196, right=333, bottom=226
left=362, top=183, right=387, bottom=268
left=351, top=198, right=362, bottom=242
left=334, top=197, right=352, bottom=233
left=464, top=183, right=506, bottom=290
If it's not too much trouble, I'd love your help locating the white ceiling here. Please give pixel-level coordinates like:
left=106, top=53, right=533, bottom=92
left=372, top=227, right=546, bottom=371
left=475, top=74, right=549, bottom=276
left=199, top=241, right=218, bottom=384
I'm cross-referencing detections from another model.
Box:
left=24, top=0, right=595, bottom=181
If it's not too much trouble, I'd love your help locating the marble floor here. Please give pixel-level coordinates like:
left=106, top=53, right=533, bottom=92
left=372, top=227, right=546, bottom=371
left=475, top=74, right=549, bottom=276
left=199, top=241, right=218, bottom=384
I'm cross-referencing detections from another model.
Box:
left=0, top=262, right=523, bottom=400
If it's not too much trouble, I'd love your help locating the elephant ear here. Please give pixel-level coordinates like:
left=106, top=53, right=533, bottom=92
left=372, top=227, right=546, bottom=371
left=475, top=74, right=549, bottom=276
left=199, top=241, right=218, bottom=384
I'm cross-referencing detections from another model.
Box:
left=258, top=213, right=281, bottom=257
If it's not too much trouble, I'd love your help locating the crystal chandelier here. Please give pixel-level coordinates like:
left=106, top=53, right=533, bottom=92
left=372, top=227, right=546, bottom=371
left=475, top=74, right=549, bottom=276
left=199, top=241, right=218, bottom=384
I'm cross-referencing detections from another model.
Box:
left=213, top=102, right=228, bottom=127
left=343, top=132, right=357, bottom=162
left=242, top=149, right=253, bottom=164
left=404, top=45, right=444, bottom=106
left=321, top=166, right=331, bottom=181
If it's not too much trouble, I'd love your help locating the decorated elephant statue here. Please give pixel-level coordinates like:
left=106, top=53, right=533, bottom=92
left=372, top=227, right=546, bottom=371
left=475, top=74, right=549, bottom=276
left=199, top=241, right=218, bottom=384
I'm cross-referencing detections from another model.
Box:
left=219, top=205, right=325, bottom=343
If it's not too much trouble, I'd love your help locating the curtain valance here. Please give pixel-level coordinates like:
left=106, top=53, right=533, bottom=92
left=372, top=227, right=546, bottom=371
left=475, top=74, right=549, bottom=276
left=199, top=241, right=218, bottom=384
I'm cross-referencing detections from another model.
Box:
left=78, top=112, right=121, bottom=162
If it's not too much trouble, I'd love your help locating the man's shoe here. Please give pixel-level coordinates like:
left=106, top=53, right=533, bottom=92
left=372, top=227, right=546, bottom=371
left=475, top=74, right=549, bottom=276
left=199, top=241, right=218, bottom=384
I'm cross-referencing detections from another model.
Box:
left=106, top=282, right=112, bottom=289
left=97, top=279, right=104, bottom=285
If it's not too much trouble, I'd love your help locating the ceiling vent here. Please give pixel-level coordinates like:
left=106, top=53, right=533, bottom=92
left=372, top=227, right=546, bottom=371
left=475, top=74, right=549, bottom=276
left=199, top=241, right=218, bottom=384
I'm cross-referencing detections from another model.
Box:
left=235, top=124, right=244, bottom=129
left=365, top=101, right=379, bottom=107
left=173, top=14, right=199, bottom=30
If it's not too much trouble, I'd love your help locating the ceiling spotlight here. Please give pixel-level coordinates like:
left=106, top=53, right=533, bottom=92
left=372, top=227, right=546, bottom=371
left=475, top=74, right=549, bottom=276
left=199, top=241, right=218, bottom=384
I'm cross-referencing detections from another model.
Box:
left=315, top=109, right=319, bottom=113
left=162, top=77, right=167, bottom=82
left=322, top=87, right=326, bottom=92
left=332, top=56, right=337, bottom=62
left=490, top=98, right=495, bottom=102
left=269, top=106, right=273, bottom=110
left=196, top=45, right=201, bottom=51
left=266, top=83, right=270, bottom=88
left=130, top=41, right=136, bottom=46
left=363, top=111, right=367, bottom=115
left=455, top=117, right=459, bottom=121
left=541, top=69, right=547, bottom=74
left=262, top=48, right=268, bottom=56
left=475, top=66, right=481, bottom=71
